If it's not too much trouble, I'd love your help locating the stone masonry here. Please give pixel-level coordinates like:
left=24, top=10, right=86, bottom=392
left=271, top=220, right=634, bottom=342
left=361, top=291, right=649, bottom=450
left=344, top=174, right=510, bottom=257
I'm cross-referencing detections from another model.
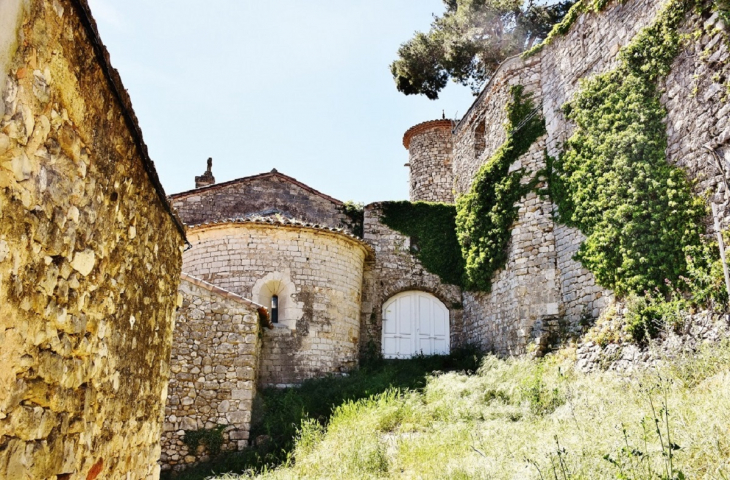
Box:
left=161, top=274, right=266, bottom=472
left=360, top=203, right=463, bottom=356
left=170, top=169, right=356, bottom=233
left=181, top=220, right=370, bottom=387
left=0, top=0, right=185, bottom=478
left=404, top=119, right=455, bottom=203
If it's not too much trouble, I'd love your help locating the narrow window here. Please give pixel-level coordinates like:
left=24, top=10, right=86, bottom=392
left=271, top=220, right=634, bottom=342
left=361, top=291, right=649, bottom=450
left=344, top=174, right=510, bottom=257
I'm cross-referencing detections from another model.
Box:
left=271, top=295, right=279, bottom=323
left=474, top=119, right=486, bottom=159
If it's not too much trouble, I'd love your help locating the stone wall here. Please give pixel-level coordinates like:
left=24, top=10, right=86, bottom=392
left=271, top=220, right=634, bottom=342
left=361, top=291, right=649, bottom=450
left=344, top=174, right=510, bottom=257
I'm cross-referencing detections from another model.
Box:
left=161, top=274, right=264, bottom=472
left=0, top=1, right=184, bottom=478
left=459, top=137, right=564, bottom=355
left=171, top=170, right=353, bottom=231
left=360, top=203, right=463, bottom=355
left=452, top=55, right=542, bottom=196
left=404, top=120, right=455, bottom=203
left=663, top=10, right=730, bottom=227
left=182, top=220, right=369, bottom=386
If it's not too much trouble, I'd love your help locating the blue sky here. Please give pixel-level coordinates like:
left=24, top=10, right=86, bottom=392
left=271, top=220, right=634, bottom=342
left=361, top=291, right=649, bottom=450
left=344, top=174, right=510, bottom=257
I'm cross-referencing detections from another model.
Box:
left=88, top=0, right=477, bottom=203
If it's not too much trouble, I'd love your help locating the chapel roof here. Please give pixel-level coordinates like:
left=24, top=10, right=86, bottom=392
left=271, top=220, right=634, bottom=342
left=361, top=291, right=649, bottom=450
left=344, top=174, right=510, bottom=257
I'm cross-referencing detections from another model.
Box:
left=170, top=169, right=344, bottom=206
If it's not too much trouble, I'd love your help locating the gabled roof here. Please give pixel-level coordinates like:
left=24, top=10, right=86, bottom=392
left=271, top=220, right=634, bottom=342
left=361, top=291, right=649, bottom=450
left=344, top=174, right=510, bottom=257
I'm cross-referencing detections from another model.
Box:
left=169, top=170, right=344, bottom=206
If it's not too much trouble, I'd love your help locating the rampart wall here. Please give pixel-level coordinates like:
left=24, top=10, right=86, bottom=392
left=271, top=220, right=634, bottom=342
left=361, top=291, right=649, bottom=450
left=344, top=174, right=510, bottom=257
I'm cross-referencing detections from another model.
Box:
left=161, top=275, right=264, bottom=472
left=0, top=0, right=184, bottom=478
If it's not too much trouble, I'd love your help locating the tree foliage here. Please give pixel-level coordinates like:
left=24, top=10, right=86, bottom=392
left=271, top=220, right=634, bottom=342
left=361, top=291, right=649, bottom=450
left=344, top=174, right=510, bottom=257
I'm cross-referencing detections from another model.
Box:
left=390, top=0, right=574, bottom=99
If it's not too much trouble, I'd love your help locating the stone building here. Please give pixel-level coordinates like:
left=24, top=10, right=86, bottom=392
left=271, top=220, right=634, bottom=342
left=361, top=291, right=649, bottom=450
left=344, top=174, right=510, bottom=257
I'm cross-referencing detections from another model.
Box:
left=163, top=0, right=730, bottom=470
left=0, top=0, right=185, bottom=478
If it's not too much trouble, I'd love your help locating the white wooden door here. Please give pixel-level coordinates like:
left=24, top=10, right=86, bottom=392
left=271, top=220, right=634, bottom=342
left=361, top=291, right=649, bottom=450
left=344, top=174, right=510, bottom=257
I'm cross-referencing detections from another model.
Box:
left=382, top=291, right=450, bottom=359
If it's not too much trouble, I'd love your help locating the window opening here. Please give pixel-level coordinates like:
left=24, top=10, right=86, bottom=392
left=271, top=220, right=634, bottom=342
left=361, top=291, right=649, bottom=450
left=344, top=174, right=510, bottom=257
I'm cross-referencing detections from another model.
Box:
left=271, top=295, right=279, bottom=323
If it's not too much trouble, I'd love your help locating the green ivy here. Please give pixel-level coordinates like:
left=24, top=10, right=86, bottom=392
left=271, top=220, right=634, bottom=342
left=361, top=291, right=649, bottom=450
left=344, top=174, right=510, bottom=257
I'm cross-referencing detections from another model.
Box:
left=549, top=0, right=707, bottom=297
left=340, top=201, right=364, bottom=238
left=455, top=85, right=547, bottom=292
left=184, top=425, right=227, bottom=456
left=380, top=201, right=464, bottom=286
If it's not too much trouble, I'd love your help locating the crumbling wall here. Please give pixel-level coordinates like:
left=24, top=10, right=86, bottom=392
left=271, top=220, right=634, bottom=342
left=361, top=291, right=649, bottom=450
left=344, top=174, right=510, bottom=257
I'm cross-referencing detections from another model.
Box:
left=161, top=274, right=263, bottom=472
left=360, top=203, right=463, bottom=355
left=182, top=221, right=368, bottom=386
left=0, top=0, right=184, bottom=478
left=171, top=171, right=352, bottom=231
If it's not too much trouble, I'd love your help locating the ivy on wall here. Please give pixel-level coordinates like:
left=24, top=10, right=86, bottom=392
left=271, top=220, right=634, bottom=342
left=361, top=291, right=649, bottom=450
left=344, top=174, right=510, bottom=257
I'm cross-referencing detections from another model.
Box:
left=455, top=85, right=547, bottom=292
left=549, top=0, right=707, bottom=296
left=522, top=0, right=613, bottom=58
left=380, top=201, right=465, bottom=286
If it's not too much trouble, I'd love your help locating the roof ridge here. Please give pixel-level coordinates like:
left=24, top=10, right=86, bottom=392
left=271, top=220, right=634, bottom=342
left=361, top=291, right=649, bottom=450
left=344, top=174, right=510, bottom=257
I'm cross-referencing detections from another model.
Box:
left=170, top=170, right=344, bottom=206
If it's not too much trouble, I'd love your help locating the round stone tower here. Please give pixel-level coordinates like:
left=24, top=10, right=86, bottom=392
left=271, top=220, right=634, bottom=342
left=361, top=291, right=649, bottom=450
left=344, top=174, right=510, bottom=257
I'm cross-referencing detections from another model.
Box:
left=403, top=119, right=455, bottom=203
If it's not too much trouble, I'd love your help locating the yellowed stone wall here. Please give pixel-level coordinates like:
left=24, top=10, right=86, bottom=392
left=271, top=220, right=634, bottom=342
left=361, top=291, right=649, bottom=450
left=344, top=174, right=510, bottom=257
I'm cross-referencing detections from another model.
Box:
left=0, top=0, right=184, bottom=478
left=183, top=220, right=369, bottom=386
left=161, top=275, right=264, bottom=472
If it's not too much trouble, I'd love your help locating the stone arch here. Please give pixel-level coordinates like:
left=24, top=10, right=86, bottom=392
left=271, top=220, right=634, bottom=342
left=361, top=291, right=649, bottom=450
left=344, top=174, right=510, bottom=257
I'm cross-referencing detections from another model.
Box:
left=252, top=270, right=303, bottom=330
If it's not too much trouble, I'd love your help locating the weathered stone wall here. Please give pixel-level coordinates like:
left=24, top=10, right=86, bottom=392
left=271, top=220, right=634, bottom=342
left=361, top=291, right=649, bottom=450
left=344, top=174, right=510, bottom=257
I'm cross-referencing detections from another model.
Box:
left=360, top=203, right=463, bottom=355
left=450, top=54, right=564, bottom=355
left=182, top=220, right=368, bottom=387
left=539, top=0, right=662, bottom=324
left=662, top=10, right=730, bottom=227
left=171, top=171, right=352, bottom=231
left=161, top=274, right=263, bottom=472
left=452, top=55, right=542, bottom=196
left=404, top=120, right=455, bottom=203
left=0, top=1, right=184, bottom=478
left=459, top=137, right=564, bottom=355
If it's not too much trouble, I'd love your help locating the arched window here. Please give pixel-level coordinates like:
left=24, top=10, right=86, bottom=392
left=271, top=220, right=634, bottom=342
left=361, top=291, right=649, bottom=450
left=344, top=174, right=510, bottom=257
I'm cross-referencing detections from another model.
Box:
left=252, top=271, right=302, bottom=329
left=271, top=295, right=279, bottom=323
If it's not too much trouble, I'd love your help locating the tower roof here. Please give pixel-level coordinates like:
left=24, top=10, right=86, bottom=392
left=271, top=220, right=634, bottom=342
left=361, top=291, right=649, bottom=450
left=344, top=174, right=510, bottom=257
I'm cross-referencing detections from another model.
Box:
left=402, top=119, right=454, bottom=149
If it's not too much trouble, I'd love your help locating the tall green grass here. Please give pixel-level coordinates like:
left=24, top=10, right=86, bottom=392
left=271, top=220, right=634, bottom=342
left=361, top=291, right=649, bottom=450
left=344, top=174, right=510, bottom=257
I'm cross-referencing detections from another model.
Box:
left=210, top=340, right=730, bottom=479
left=162, top=346, right=483, bottom=480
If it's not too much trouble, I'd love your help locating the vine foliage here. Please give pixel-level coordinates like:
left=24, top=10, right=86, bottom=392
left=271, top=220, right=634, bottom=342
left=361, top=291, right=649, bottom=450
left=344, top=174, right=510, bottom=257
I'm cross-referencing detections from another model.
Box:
left=549, top=0, right=706, bottom=296
left=380, top=201, right=465, bottom=287
left=455, top=85, right=546, bottom=292
left=184, top=425, right=227, bottom=456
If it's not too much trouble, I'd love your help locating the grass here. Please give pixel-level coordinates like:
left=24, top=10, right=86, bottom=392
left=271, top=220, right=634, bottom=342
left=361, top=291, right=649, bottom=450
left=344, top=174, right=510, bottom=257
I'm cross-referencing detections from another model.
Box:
left=161, top=346, right=483, bottom=480
left=203, top=339, right=730, bottom=480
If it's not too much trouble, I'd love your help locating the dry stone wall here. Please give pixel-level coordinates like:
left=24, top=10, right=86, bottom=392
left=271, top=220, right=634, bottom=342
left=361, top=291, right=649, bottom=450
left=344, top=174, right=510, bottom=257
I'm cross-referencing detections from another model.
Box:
left=161, top=275, right=263, bottom=472
left=0, top=1, right=184, bottom=478
left=182, top=221, right=369, bottom=386
left=404, top=120, right=455, bottom=203
left=360, top=204, right=463, bottom=355
left=662, top=11, right=730, bottom=228
left=171, top=172, right=352, bottom=231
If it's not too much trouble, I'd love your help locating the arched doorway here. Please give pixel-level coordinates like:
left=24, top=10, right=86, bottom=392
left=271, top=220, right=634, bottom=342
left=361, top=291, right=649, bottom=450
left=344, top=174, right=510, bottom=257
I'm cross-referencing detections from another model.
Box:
left=382, top=291, right=450, bottom=359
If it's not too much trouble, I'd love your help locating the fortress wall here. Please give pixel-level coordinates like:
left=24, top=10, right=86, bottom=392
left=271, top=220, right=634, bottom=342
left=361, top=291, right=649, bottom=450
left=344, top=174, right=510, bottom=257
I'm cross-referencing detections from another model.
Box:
left=183, top=223, right=367, bottom=386
left=460, top=136, right=563, bottom=355
left=0, top=1, right=184, bottom=478
left=452, top=55, right=542, bottom=196
left=161, top=275, right=263, bottom=472
left=662, top=12, right=730, bottom=225
left=171, top=174, right=351, bottom=230
left=540, top=0, right=663, bottom=324
left=360, top=204, right=463, bottom=355
left=449, top=56, right=562, bottom=355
